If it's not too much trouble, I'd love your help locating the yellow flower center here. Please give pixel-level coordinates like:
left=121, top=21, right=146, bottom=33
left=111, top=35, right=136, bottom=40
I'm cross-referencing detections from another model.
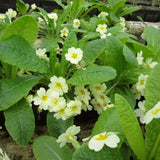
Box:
left=80, top=90, right=85, bottom=95
left=59, top=108, right=65, bottom=114
left=100, top=26, right=105, bottom=31
left=152, top=108, right=160, bottom=115
left=95, top=87, right=101, bottom=91
left=41, top=95, right=48, bottom=102
left=54, top=98, right=59, bottom=105
left=55, top=82, right=62, bottom=89
left=71, top=106, right=78, bottom=112
left=96, top=133, right=108, bottom=141
left=81, top=100, right=86, bottom=106
left=75, top=21, right=79, bottom=26
left=145, top=64, right=151, bottom=68
left=136, top=90, right=141, bottom=95
left=63, top=30, right=67, bottom=35
left=100, top=95, right=105, bottom=100
left=140, top=80, right=145, bottom=86
left=71, top=53, right=78, bottom=59
left=97, top=103, right=102, bottom=108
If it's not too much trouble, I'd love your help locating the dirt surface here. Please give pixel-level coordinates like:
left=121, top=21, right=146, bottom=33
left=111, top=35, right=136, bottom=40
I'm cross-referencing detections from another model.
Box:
left=0, top=111, right=97, bottom=160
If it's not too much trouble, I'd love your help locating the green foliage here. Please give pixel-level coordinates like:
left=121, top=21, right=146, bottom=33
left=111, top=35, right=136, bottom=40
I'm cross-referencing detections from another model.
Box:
left=0, top=75, right=40, bottom=111
left=0, top=15, right=38, bottom=44
left=47, top=112, right=73, bottom=138
left=123, top=45, right=138, bottom=67
left=101, top=36, right=126, bottom=75
left=4, top=99, right=35, bottom=146
left=67, top=64, right=116, bottom=85
left=16, top=0, right=29, bottom=15
left=73, top=143, right=123, bottom=160
left=115, top=94, right=146, bottom=160
left=110, top=86, right=136, bottom=109
left=144, top=26, right=160, bottom=51
left=0, top=35, right=48, bottom=73
left=145, top=63, right=160, bottom=159
left=91, top=107, right=123, bottom=136
left=33, top=136, right=73, bottom=160
left=82, top=39, right=106, bottom=65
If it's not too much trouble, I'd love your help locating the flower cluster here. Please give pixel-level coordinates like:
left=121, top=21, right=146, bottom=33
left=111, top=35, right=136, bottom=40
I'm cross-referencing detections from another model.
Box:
left=90, top=83, right=113, bottom=114
left=28, top=75, right=83, bottom=120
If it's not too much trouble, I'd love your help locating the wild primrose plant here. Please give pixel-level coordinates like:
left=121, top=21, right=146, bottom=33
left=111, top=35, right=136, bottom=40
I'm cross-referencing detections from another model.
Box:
left=0, top=0, right=160, bottom=159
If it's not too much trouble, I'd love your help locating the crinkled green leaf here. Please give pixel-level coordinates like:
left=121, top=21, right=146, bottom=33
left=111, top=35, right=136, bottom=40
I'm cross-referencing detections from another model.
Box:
left=67, top=64, right=116, bottom=85
left=91, top=107, right=123, bottom=140
left=144, top=26, right=160, bottom=50
left=73, top=143, right=123, bottom=160
left=0, top=15, right=38, bottom=44
left=100, top=36, right=126, bottom=75
left=119, top=6, right=140, bottom=17
left=127, top=39, right=154, bottom=59
left=145, top=63, right=160, bottom=111
left=110, top=86, right=136, bottom=109
left=115, top=94, right=146, bottom=160
left=41, top=35, right=58, bottom=52
left=123, top=45, right=138, bottom=67
left=82, top=39, right=106, bottom=65
left=0, top=35, right=48, bottom=73
left=16, top=0, right=29, bottom=15
left=60, top=32, right=77, bottom=76
left=33, top=136, right=73, bottom=160
left=4, top=99, right=35, bottom=146
left=145, top=63, right=160, bottom=159
left=0, top=75, right=40, bottom=111
left=47, top=112, right=73, bottom=138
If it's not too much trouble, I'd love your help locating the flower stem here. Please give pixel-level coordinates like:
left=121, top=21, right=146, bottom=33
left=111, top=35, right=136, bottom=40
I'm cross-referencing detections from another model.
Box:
left=70, top=137, right=81, bottom=150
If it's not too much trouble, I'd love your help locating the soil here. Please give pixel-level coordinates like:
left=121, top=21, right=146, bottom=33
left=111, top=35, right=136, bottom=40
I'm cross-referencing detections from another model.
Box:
left=0, top=111, right=98, bottom=160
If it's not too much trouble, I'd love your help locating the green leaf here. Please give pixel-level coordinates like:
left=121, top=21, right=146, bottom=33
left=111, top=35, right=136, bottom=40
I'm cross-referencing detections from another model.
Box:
left=60, top=32, right=77, bottom=76
left=127, top=39, right=154, bottom=59
left=145, top=63, right=160, bottom=111
left=123, top=45, right=138, bottom=67
left=73, top=143, right=123, bottom=160
left=144, top=63, right=160, bottom=159
left=4, top=99, right=35, bottom=146
left=80, top=19, right=93, bottom=31
left=145, top=120, right=160, bottom=160
left=115, top=94, right=146, bottom=160
left=16, top=0, right=29, bottom=15
left=47, top=112, right=73, bottom=138
left=0, top=75, right=40, bottom=111
left=119, top=6, right=140, bottom=17
left=41, top=35, right=58, bottom=52
left=102, top=36, right=126, bottom=75
left=0, top=15, right=38, bottom=44
left=0, top=35, right=48, bottom=73
left=144, top=26, right=160, bottom=50
left=67, top=64, right=117, bottom=85
left=71, top=0, right=84, bottom=19
left=91, top=108, right=123, bottom=136
left=82, top=39, right=106, bottom=65
left=33, top=136, right=73, bottom=160
left=107, top=25, right=123, bottom=35
left=54, top=0, right=65, bottom=9
left=110, top=86, right=136, bottom=109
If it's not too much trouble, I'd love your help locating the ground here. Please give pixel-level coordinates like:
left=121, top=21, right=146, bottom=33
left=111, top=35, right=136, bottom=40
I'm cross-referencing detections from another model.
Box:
left=0, top=111, right=97, bottom=160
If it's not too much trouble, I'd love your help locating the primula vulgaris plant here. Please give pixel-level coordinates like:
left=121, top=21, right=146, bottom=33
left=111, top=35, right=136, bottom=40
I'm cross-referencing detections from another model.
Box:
left=0, top=0, right=160, bottom=159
